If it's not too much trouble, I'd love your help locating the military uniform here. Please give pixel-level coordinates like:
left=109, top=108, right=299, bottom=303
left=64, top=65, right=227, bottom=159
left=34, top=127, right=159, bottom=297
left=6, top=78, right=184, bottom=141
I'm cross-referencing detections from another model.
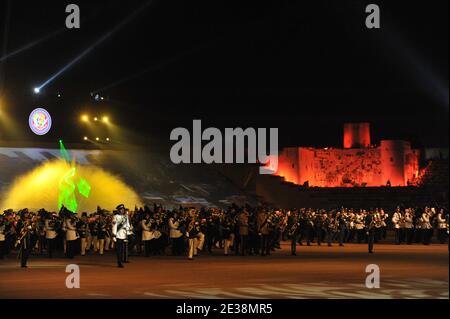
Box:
left=237, top=211, right=249, bottom=256
left=112, top=205, right=130, bottom=267
left=365, top=213, right=375, bottom=253
left=64, top=217, right=78, bottom=259
left=16, top=216, right=33, bottom=267
left=403, top=209, right=414, bottom=244
left=289, top=213, right=301, bottom=255
left=96, top=219, right=107, bottom=255
left=45, top=217, right=58, bottom=258
left=257, top=211, right=270, bottom=256
left=187, top=220, right=201, bottom=260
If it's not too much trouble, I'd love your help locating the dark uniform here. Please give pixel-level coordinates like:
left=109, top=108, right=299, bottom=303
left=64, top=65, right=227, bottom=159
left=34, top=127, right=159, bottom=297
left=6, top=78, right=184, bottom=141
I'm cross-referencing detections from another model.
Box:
left=365, top=213, right=375, bottom=253
left=16, top=217, right=35, bottom=268
left=289, top=213, right=301, bottom=255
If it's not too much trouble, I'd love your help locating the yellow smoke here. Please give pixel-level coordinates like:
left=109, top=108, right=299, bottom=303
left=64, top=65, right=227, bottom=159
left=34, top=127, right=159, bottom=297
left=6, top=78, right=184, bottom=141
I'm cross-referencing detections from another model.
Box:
left=1, top=160, right=142, bottom=214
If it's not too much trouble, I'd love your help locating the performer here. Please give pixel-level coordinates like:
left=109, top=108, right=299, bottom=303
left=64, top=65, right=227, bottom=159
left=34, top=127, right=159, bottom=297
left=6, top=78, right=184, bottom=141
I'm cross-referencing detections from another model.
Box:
left=403, top=208, right=414, bottom=245
left=168, top=211, right=184, bottom=256
left=44, top=213, right=58, bottom=258
left=237, top=209, right=249, bottom=256
left=421, top=208, right=432, bottom=245
left=354, top=210, right=365, bottom=243
left=64, top=214, right=78, bottom=259
left=436, top=208, right=448, bottom=244
left=392, top=207, right=402, bottom=245
left=365, top=211, right=377, bottom=253
left=304, top=211, right=315, bottom=246
left=141, top=213, right=153, bottom=257
left=112, top=204, right=130, bottom=268
left=77, top=213, right=89, bottom=256
left=16, top=209, right=34, bottom=267
left=221, top=216, right=234, bottom=256
left=326, top=212, right=337, bottom=247
left=96, top=215, right=107, bottom=255
left=337, top=211, right=346, bottom=246
left=257, top=209, right=271, bottom=256
left=380, top=209, right=389, bottom=240
left=289, top=210, right=301, bottom=255
left=187, top=219, right=201, bottom=260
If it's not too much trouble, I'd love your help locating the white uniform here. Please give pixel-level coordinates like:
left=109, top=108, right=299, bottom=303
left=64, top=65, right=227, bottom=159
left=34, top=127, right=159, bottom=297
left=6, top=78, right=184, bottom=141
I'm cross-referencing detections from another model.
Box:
left=392, top=212, right=402, bottom=229
left=45, top=219, right=57, bottom=239
left=141, top=219, right=154, bottom=241
left=437, top=213, right=447, bottom=229
left=355, top=214, right=365, bottom=230
left=169, top=218, right=183, bottom=239
left=64, top=219, right=78, bottom=241
left=112, top=214, right=130, bottom=240
left=421, top=213, right=432, bottom=229
left=404, top=213, right=413, bottom=229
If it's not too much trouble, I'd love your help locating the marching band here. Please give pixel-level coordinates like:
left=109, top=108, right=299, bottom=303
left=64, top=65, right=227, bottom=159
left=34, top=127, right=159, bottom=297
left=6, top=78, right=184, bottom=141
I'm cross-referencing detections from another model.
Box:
left=0, top=204, right=448, bottom=267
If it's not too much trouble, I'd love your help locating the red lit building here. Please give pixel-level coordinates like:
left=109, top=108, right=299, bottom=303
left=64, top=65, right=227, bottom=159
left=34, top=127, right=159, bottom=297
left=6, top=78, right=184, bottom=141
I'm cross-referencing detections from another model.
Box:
left=271, top=123, right=420, bottom=187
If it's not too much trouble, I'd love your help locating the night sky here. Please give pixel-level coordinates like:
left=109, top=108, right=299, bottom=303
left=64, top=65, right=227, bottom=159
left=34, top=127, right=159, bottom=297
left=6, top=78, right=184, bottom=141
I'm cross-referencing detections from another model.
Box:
left=0, top=0, right=448, bottom=149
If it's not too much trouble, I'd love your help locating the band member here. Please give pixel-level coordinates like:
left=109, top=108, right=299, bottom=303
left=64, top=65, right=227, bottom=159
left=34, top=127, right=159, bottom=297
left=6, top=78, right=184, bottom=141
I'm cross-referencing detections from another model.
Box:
left=337, top=212, right=346, bottom=246
left=237, top=209, right=249, bottom=256
left=392, top=207, right=402, bottom=245
left=421, top=208, right=433, bottom=245
left=403, top=208, right=414, bottom=244
left=89, top=216, right=98, bottom=253
left=64, top=214, right=78, bottom=259
left=221, top=216, right=235, bottom=256
left=289, top=210, right=301, bottom=255
left=379, top=209, right=389, bottom=240
left=365, top=211, right=376, bottom=253
left=187, top=219, right=201, bottom=260
left=104, top=216, right=112, bottom=252
left=44, top=213, right=58, bottom=258
left=97, top=215, right=107, bottom=255
left=305, top=211, right=315, bottom=246
left=436, top=209, right=448, bottom=244
left=354, top=210, right=365, bottom=243
left=36, top=211, right=46, bottom=255
left=16, top=209, right=34, bottom=267
left=112, top=204, right=130, bottom=267
left=326, top=213, right=337, bottom=247
left=168, top=211, right=184, bottom=256
left=77, top=213, right=89, bottom=256
left=257, top=209, right=270, bottom=256
left=141, top=213, right=153, bottom=257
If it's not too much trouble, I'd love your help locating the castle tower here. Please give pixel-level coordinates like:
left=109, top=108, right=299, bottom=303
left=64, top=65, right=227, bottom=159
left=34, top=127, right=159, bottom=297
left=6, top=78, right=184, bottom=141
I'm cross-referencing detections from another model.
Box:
left=343, top=123, right=371, bottom=149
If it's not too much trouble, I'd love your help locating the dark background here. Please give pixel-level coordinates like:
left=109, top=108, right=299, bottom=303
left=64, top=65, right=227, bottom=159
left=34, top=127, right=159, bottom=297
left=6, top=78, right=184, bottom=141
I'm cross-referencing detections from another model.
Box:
left=0, top=0, right=448, bottom=148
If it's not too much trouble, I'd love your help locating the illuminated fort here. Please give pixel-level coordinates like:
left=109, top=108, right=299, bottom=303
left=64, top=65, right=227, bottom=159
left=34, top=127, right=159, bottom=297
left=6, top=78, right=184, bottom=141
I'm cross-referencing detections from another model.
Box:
left=269, top=123, right=421, bottom=187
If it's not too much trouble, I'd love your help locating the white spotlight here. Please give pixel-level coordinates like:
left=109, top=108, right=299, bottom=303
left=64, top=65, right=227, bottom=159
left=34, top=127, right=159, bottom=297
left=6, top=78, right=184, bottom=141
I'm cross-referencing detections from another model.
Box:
left=34, top=87, right=40, bottom=94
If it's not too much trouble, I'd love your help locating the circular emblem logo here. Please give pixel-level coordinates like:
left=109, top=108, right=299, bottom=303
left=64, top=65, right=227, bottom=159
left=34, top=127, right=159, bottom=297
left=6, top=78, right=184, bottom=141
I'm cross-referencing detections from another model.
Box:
left=29, top=108, right=52, bottom=135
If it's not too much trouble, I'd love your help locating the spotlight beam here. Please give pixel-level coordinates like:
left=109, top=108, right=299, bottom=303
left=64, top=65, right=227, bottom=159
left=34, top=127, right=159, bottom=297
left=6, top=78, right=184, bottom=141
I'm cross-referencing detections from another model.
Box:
left=36, top=0, right=154, bottom=92
left=0, top=28, right=66, bottom=63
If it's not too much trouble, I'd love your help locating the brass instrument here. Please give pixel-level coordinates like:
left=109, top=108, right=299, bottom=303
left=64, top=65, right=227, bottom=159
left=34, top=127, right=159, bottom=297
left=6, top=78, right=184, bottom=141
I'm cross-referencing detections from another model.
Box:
left=15, top=219, right=35, bottom=247
left=288, top=222, right=299, bottom=236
